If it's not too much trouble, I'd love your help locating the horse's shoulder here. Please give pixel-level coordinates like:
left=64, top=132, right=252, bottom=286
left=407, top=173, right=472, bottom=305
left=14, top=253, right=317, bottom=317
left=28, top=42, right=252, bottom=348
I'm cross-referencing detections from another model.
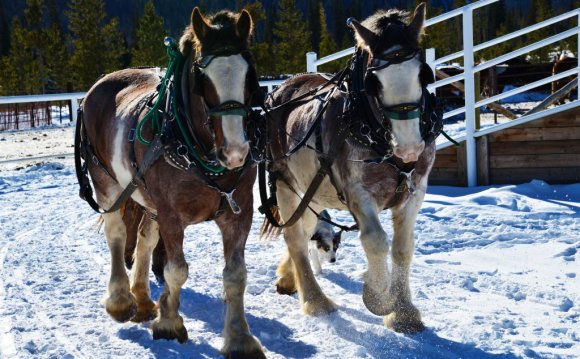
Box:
left=92, top=68, right=163, bottom=90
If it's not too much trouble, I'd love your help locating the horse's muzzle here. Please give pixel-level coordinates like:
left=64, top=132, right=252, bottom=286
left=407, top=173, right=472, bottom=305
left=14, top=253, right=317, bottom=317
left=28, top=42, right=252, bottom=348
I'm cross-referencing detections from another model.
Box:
left=394, top=141, right=425, bottom=163
left=217, top=142, right=250, bottom=169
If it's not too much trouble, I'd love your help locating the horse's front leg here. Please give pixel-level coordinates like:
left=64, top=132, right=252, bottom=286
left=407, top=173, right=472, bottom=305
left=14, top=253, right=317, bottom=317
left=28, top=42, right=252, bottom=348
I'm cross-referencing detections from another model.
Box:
left=130, top=214, right=160, bottom=322
left=215, top=209, right=265, bottom=359
left=102, top=211, right=137, bottom=322
left=347, top=186, right=392, bottom=316
left=151, top=217, right=188, bottom=343
left=276, top=182, right=337, bottom=315
left=384, top=188, right=426, bottom=333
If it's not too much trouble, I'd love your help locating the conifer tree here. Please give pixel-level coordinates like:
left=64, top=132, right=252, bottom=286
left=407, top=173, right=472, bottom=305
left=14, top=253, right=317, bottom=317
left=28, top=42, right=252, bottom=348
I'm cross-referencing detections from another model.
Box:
left=272, top=0, right=311, bottom=74
left=307, top=0, right=321, bottom=53
left=66, top=0, right=125, bottom=91
left=318, top=4, right=342, bottom=73
left=131, top=0, right=167, bottom=67
left=527, top=0, right=555, bottom=62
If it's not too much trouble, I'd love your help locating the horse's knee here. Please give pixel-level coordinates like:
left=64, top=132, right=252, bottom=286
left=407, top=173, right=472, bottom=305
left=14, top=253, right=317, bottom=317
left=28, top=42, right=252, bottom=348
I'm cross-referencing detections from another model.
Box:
left=164, top=261, right=189, bottom=288
left=223, top=257, right=247, bottom=295
left=360, top=228, right=389, bottom=256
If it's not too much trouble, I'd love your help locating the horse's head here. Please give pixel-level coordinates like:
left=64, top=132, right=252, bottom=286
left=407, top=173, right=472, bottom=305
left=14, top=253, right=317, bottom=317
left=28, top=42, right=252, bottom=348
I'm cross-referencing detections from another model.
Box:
left=180, top=8, right=259, bottom=170
left=350, top=3, right=433, bottom=163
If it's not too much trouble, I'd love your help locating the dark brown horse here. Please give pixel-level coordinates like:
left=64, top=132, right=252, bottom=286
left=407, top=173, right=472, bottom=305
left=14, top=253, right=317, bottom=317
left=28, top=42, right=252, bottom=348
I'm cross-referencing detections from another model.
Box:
left=261, top=3, right=440, bottom=334
left=77, top=7, right=265, bottom=358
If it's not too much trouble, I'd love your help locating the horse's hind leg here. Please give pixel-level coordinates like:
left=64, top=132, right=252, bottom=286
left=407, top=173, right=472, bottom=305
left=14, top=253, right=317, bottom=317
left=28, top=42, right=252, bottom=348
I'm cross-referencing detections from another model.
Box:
left=130, top=213, right=160, bottom=322
left=102, top=211, right=137, bottom=322
left=347, top=187, right=392, bottom=316
left=216, top=210, right=265, bottom=359
left=151, top=218, right=188, bottom=343
left=275, top=250, right=297, bottom=294
left=277, top=183, right=336, bottom=315
left=384, top=191, right=425, bottom=333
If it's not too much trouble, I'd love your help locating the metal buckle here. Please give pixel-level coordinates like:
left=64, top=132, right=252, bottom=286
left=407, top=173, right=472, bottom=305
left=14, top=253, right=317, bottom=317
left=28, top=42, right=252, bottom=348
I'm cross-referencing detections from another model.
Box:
left=396, top=169, right=416, bottom=193
left=221, top=189, right=241, bottom=214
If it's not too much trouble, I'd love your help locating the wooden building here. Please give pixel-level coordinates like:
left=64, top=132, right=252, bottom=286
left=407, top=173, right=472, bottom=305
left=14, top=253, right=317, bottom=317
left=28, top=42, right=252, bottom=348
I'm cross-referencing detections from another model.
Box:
left=430, top=106, right=580, bottom=186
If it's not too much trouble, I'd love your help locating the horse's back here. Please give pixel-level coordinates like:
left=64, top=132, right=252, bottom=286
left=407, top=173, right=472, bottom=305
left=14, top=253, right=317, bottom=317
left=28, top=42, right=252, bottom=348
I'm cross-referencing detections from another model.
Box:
left=268, top=73, right=329, bottom=107
left=83, top=68, right=162, bottom=134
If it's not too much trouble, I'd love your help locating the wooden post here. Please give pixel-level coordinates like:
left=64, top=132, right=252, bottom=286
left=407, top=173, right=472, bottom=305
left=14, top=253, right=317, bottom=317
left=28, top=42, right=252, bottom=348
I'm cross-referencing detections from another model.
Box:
left=475, top=71, right=481, bottom=130
left=476, top=135, right=489, bottom=185
left=457, top=143, right=468, bottom=187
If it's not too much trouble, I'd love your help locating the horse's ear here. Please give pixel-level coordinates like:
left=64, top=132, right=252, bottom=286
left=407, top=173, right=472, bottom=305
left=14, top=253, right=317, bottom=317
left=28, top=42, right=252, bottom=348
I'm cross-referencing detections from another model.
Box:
left=348, top=18, right=377, bottom=52
left=191, top=7, right=211, bottom=42
left=237, top=9, right=253, bottom=41
left=409, top=2, right=426, bottom=41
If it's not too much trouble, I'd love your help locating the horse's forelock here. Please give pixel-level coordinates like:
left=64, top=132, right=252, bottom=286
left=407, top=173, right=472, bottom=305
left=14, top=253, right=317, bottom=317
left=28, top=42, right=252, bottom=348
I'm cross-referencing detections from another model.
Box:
left=180, top=10, right=250, bottom=57
left=357, top=9, right=420, bottom=52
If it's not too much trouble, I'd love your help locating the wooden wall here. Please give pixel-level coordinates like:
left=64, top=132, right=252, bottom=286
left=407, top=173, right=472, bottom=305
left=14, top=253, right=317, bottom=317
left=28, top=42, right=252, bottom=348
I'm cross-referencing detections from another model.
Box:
left=429, top=106, right=580, bottom=186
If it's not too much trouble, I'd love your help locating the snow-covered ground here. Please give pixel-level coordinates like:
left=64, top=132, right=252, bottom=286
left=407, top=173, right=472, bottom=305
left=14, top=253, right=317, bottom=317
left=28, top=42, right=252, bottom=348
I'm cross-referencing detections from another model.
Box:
left=0, top=125, right=578, bottom=359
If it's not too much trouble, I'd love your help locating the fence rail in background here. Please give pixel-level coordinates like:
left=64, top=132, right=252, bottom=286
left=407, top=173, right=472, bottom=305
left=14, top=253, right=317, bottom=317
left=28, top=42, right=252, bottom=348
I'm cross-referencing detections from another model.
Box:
left=305, top=0, right=580, bottom=186
left=0, top=81, right=284, bottom=131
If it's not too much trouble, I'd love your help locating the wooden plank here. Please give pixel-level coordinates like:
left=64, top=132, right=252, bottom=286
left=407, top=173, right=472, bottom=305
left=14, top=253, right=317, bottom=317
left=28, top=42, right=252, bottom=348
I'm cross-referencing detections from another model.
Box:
left=435, top=146, right=457, bottom=155
left=490, top=167, right=580, bottom=184
left=457, top=144, right=467, bottom=186
left=436, top=69, right=517, bottom=119
left=489, top=126, right=580, bottom=142
left=490, top=153, right=580, bottom=168
left=523, top=77, right=578, bottom=116
left=489, top=140, right=580, bottom=155
left=432, top=155, right=458, bottom=168
left=516, top=114, right=580, bottom=128
left=476, top=135, right=489, bottom=185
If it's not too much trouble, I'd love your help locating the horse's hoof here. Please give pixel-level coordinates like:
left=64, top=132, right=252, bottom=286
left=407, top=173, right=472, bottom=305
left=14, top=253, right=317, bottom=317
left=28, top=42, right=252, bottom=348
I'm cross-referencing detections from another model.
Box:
left=106, top=293, right=137, bottom=323
left=275, top=277, right=297, bottom=295
left=362, top=283, right=391, bottom=316
left=303, top=296, right=337, bottom=316
left=131, top=300, right=157, bottom=323
left=222, top=334, right=266, bottom=359
left=384, top=306, right=425, bottom=334
left=152, top=317, right=188, bottom=343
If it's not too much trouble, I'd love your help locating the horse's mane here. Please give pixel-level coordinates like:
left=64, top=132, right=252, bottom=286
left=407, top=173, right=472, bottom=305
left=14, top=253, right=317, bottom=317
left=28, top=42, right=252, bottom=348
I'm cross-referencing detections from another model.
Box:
left=179, top=10, right=252, bottom=56
left=355, top=8, right=423, bottom=50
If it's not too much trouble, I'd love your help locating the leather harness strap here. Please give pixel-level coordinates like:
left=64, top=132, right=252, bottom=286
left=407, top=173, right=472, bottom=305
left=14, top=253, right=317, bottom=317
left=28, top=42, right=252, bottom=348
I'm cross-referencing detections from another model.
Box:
left=258, top=111, right=351, bottom=228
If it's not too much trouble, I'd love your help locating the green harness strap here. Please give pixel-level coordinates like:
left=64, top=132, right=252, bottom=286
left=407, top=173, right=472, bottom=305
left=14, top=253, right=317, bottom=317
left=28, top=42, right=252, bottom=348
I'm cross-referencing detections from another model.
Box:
left=136, top=37, right=225, bottom=174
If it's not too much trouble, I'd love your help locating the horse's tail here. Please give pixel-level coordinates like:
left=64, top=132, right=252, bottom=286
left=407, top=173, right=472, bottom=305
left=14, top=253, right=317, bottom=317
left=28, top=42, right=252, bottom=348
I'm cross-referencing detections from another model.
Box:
left=259, top=207, right=283, bottom=241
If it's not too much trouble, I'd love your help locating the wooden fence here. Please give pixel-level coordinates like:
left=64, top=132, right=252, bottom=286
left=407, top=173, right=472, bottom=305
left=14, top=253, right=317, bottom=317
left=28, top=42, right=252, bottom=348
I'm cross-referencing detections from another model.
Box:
left=430, top=106, right=580, bottom=186
left=0, top=101, right=72, bottom=131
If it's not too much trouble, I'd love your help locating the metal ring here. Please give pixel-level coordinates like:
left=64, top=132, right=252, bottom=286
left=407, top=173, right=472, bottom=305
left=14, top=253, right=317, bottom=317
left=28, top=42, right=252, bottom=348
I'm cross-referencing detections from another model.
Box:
left=176, top=145, right=188, bottom=156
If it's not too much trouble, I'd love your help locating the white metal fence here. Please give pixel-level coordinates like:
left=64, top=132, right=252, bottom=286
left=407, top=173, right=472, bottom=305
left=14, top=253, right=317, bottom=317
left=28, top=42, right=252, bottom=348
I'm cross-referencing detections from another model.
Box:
left=305, top=0, right=580, bottom=186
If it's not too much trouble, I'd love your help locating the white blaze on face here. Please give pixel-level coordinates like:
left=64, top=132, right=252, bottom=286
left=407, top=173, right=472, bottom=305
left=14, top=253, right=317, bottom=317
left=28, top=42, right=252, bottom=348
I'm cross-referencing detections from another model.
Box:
left=203, top=55, right=250, bottom=168
left=373, top=49, right=425, bottom=163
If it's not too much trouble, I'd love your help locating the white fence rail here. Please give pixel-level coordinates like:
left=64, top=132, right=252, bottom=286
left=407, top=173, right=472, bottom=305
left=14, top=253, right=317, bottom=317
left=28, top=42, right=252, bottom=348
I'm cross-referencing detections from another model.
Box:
left=305, top=0, right=580, bottom=186
left=0, top=80, right=284, bottom=124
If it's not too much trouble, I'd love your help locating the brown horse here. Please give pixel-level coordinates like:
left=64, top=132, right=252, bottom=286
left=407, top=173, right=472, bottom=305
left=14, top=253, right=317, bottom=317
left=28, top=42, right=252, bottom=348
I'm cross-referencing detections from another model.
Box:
left=261, top=3, right=440, bottom=334
left=76, top=7, right=265, bottom=358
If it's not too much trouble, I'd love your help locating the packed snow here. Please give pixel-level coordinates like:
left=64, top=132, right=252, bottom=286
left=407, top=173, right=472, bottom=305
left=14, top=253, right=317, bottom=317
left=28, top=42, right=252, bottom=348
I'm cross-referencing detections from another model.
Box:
left=0, top=125, right=578, bottom=358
